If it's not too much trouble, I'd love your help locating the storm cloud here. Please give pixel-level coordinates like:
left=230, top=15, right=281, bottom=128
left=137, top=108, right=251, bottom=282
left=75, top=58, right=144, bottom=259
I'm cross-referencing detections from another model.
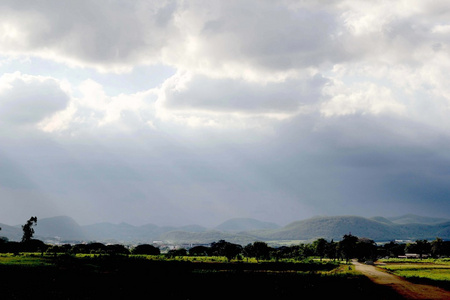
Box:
left=0, top=1, right=450, bottom=227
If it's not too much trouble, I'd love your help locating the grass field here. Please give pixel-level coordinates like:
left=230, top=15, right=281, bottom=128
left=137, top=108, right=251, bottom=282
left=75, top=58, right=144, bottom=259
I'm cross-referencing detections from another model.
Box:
left=0, top=253, right=402, bottom=299
left=378, top=258, right=450, bottom=291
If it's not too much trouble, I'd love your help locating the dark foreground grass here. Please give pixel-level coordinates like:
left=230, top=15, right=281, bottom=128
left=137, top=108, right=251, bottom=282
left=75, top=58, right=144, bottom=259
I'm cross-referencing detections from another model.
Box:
left=0, top=255, right=402, bottom=299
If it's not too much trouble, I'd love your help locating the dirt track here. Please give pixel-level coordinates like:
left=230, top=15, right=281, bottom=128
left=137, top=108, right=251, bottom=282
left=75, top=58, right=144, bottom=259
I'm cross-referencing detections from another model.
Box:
left=352, top=260, right=450, bottom=299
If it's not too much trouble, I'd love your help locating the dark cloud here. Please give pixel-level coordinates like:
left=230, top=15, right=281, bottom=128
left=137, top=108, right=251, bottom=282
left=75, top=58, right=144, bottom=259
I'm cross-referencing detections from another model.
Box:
left=0, top=74, right=70, bottom=126
left=1, top=1, right=450, bottom=227
left=160, top=72, right=328, bottom=114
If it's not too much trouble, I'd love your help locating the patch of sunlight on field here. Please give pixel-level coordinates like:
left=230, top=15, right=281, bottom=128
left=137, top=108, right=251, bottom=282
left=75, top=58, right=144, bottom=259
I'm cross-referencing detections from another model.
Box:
left=0, top=254, right=52, bottom=266
left=378, top=258, right=450, bottom=282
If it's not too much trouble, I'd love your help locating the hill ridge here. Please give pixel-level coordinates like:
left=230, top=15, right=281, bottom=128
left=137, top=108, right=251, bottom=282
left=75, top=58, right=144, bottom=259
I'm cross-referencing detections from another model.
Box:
left=1, top=214, right=450, bottom=244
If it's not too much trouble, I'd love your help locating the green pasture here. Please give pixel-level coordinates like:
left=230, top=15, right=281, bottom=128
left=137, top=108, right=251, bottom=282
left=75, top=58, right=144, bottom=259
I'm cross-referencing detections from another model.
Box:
left=0, top=253, right=402, bottom=299
left=0, top=253, right=52, bottom=267
left=0, top=252, right=339, bottom=271
left=378, top=258, right=450, bottom=283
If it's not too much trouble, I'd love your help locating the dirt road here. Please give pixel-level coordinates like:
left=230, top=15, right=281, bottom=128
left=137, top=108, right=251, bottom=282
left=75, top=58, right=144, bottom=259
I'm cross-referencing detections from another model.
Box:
left=352, top=260, right=450, bottom=299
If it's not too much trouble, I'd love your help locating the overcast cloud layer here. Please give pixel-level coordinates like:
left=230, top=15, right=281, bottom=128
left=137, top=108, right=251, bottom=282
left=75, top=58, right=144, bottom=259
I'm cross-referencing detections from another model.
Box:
left=1, top=0, right=450, bottom=227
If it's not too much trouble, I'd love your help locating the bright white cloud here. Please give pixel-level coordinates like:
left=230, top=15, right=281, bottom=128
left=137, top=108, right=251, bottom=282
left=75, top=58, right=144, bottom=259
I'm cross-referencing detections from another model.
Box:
left=321, top=81, right=405, bottom=117
left=39, top=79, right=157, bottom=134
left=2, top=1, right=450, bottom=226
left=0, top=0, right=343, bottom=79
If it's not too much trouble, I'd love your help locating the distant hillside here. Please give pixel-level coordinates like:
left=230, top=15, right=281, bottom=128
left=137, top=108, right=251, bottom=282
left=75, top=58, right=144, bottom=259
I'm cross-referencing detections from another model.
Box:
left=215, top=218, right=280, bottom=232
left=83, top=222, right=146, bottom=242
left=370, top=216, right=394, bottom=225
left=0, top=223, right=21, bottom=241
left=34, top=216, right=87, bottom=241
left=388, top=214, right=450, bottom=225
left=255, top=216, right=401, bottom=242
left=159, top=230, right=259, bottom=245
left=2, top=214, right=450, bottom=244
left=83, top=222, right=208, bottom=243
left=252, top=216, right=450, bottom=242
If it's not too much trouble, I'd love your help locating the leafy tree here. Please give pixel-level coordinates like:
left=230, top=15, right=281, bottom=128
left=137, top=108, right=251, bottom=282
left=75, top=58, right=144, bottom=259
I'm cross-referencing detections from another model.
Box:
left=325, top=239, right=338, bottom=260
left=21, top=216, right=37, bottom=243
left=272, top=245, right=302, bottom=260
left=106, top=244, right=130, bottom=255
left=406, top=240, right=431, bottom=258
left=299, top=243, right=315, bottom=258
left=0, top=237, right=8, bottom=253
left=355, top=237, right=377, bottom=261
left=382, top=241, right=405, bottom=258
left=131, top=244, right=160, bottom=255
left=338, top=234, right=358, bottom=262
left=87, top=242, right=107, bottom=254
left=312, top=238, right=328, bottom=260
left=5, top=241, right=21, bottom=254
left=210, top=240, right=242, bottom=261
left=167, top=248, right=187, bottom=257
left=189, top=245, right=210, bottom=256
left=431, top=238, right=444, bottom=257
left=243, top=241, right=271, bottom=262
left=22, top=239, right=48, bottom=253
left=243, top=243, right=255, bottom=261
left=71, top=243, right=89, bottom=254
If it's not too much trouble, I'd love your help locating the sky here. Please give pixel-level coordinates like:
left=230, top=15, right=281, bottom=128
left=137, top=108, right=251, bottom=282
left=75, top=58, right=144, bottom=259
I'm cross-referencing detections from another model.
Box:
left=1, top=0, right=450, bottom=227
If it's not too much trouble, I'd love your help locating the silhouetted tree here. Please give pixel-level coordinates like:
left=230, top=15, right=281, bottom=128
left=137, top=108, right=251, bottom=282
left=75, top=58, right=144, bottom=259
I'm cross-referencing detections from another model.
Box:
left=431, top=238, right=444, bottom=258
left=71, top=243, right=88, bottom=254
left=243, top=241, right=271, bottom=262
left=189, top=245, right=210, bottom=256
left=210, top=240, right=242, bottom=261
left=131, top=244, right=160, bottom=255
left=312, top=238, right=328, bottom=260
left=272, top=245, right=302, bottom=260
left=406, top=240, right=431, bottom=258
left=87, top=242, right=107, bottom=254
left=338, top=234, right=358, bottom=262
left=6, top=241, right=21, bottom=254
left=106, top=244, right=130, bottom=255
left=21, top=216, right=37, bottom=243
left=382, top=241, right=405, bottom=258
left=0, top=236, right=7, bottom=253
left=167, top=248, right=187, bottom=257
left=355, top=237, right=377, bottom=261
left=22, top=239, right=48, bottom=253
left=325, top=239, right=338, bottom=260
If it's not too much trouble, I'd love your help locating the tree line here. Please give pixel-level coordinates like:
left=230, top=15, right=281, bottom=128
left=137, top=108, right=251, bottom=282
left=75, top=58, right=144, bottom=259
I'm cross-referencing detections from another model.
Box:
left=2, top=217, right=450, bottom=261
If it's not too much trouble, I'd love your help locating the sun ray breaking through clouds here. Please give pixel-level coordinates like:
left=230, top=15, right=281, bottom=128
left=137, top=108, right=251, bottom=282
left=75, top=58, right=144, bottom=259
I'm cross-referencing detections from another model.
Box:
left=1, top=0, right=450, bottom=227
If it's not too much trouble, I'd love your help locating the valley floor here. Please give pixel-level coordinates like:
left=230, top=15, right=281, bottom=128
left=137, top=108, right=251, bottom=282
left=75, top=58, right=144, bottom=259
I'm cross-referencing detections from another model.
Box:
left=0, top=255, right=401, bottom=299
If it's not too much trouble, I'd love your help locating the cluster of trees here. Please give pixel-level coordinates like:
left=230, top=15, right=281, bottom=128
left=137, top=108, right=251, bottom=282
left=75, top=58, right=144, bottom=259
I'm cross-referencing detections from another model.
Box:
left=169, top=236, right=450, bottom=262
left=378, top=238, right=450, bottom=258
left=0, top=216, right=45, bottom=253
left=169, top=235, right=379, bottom=262
left=2, top=217, right=450, bottom=261
left=0, top=238, right=162, bottom=256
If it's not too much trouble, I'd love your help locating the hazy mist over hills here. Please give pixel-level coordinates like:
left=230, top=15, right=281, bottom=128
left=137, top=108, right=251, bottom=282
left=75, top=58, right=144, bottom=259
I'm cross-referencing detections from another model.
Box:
left=2, top=2, right=450, bottom=231
left=2, top=214, right=449, bottom=245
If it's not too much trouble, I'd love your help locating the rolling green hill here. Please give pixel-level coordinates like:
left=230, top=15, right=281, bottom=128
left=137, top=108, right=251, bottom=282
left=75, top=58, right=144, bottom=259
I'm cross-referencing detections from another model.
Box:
left=387, top=214, right=450, bottom=225
left=254, top=216, right=401, bottom=241
left=34, top=216, right=87, bottom=241
left=214, top=218, right=280, bottom=232
left=2, top=214, right=450, bottom=244
left=0, top=223, right=21, bottom=241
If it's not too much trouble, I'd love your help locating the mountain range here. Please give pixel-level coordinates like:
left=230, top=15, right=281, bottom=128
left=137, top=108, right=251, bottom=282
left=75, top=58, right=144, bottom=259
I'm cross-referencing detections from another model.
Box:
left=1, top=214, right=450, bottom=245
